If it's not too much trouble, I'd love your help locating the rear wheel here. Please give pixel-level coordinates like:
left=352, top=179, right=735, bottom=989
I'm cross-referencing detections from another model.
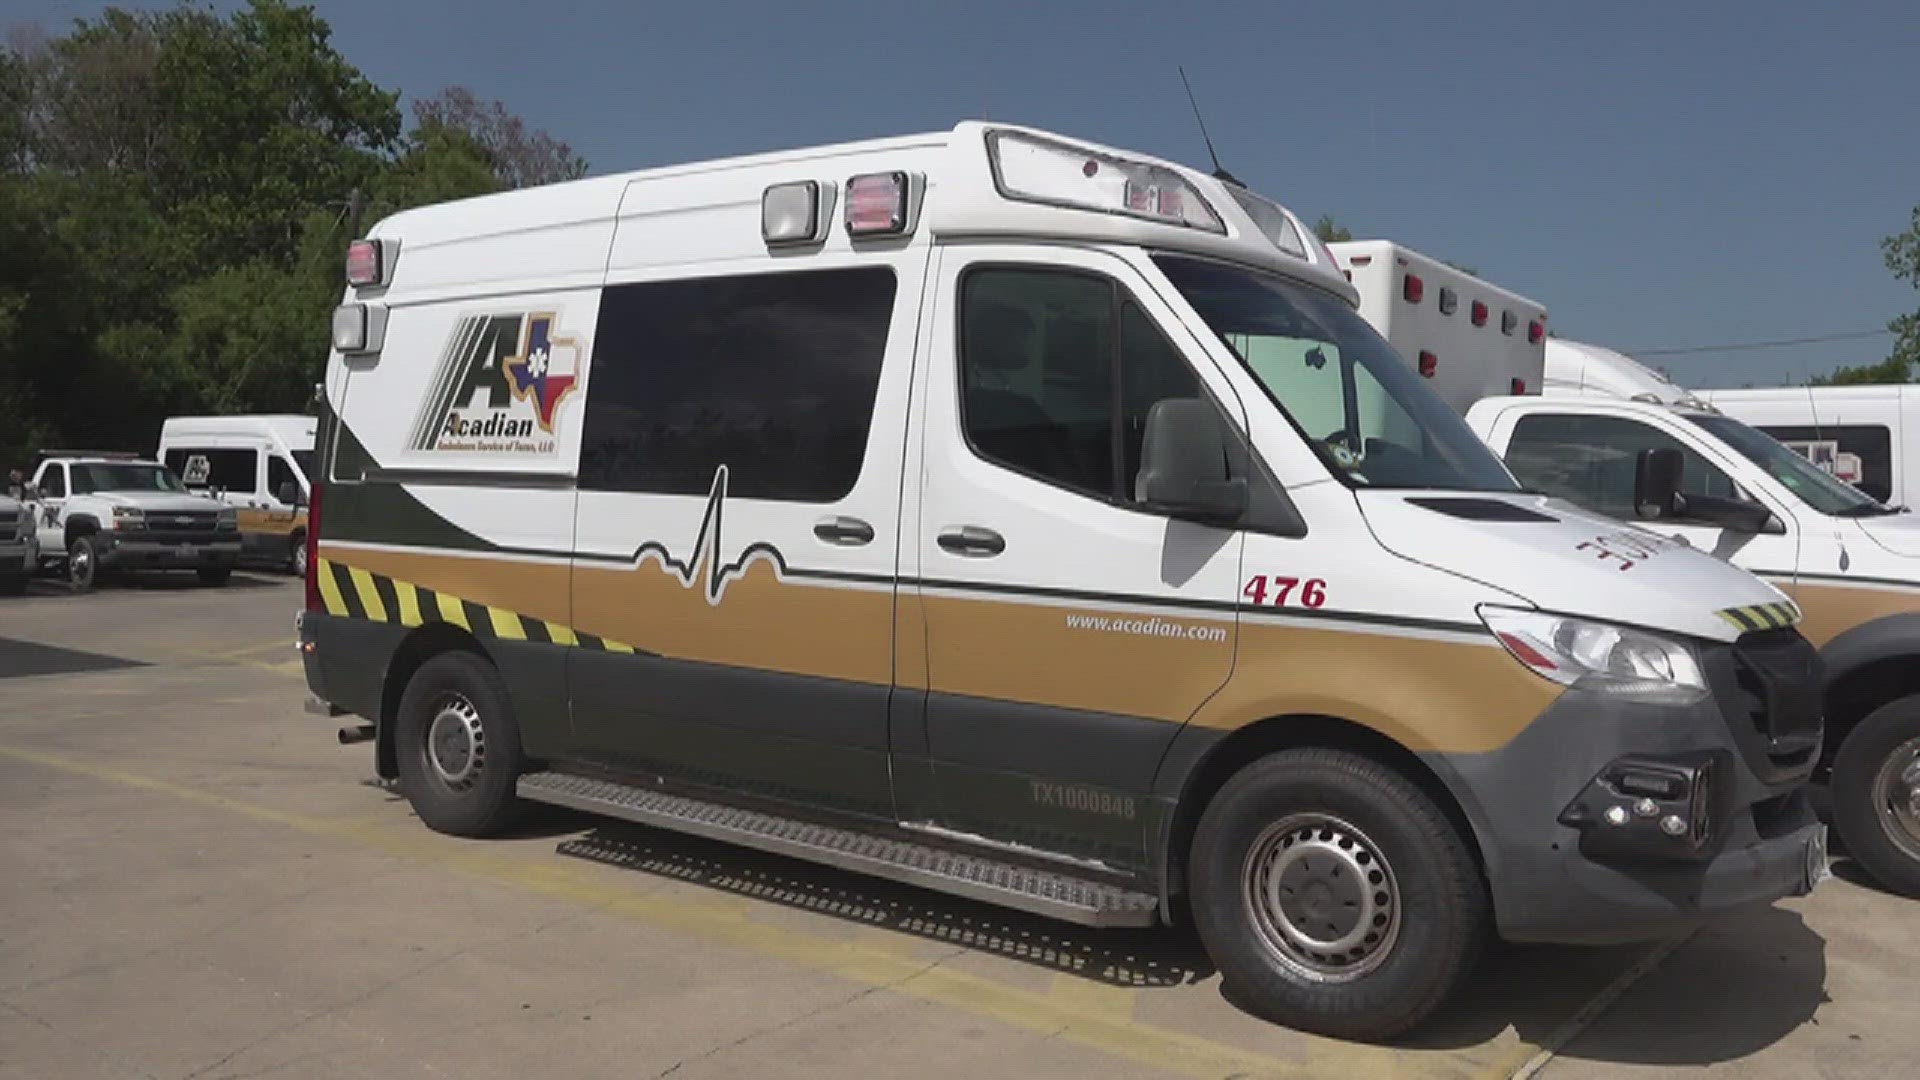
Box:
left=197, top=566, right=232, bottom=586
left=67, top=535, right=100, bottom=593
left=395, top=651, right=526, bottom=837
left=289, top=530, right=308, bottom=578
left=1189, top=747, right=1486, bottom=1040
left=1831, top=695, right=1920, bottom=897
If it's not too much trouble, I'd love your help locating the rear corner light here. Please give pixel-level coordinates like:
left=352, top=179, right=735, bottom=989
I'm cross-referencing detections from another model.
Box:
left=1348, top=254, right=1373, bottom=266
left=345, top=239, right=395, bottom=288
left=1528, top=319, right=1546, bottom=344
left=1511, top=377, right=1529, bottom=394
left=303, top=482, right=324, bottom=612
left=331, top=304, right=386, bottom=355
left=845, top=171, right=913, bottom=237
left=1438, top=287, right=1458, bottom=315
left=1471, top=300, right=1488, bottom=326
left=1403, top=273, right=1424, bottom=303
left=1418, top=350, right=1438, bottom=378
left=1501, top=310, right=1519, bottom=336
left=763, top=180, right=832, bottom=245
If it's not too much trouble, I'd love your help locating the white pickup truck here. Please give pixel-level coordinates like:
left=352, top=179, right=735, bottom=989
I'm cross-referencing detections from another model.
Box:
left=21, top=452, right=242, bottom=592
left=0, top=490, right=35, bottom=595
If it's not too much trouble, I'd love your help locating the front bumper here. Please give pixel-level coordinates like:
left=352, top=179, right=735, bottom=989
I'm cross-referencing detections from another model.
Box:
left=0, top=538, right=32, bottom=573
left=1426, top=674, right=1825, bottom=945
left=97, top=535, right=241, bottom=569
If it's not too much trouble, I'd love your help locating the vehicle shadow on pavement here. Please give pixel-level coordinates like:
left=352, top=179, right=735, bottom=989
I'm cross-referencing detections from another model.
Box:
left=534, top=813, right=1827, bottom=1055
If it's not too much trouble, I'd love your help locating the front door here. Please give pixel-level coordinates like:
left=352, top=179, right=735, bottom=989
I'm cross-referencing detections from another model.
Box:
left=567, top=257, right=924, bottom=820
left=905, top=246, right=1244, bottom=872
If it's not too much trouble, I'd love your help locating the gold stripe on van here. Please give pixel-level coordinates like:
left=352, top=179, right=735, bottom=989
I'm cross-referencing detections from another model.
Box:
left=313, top=558, right=639, bottom=655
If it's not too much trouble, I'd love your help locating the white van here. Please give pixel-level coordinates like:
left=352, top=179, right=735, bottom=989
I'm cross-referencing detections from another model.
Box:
left=1699, top=385, right=1917, bottom=510
left=1545, top=337, right=1714, bottom=408
left=1328, top=240, right=1548, bottom=414
left=158, top=415, right=316, bottom=575
left=297, top=123, right=1825, bottom=1038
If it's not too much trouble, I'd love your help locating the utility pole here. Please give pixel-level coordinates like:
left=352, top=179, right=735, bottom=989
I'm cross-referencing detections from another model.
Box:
left=345, top=187, right=366, bottom=239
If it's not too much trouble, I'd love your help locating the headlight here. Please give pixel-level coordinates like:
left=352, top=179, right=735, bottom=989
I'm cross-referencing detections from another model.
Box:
left=112, top=506, right=145, bottom=530
left=1479, top=606, right=1709, bottom=706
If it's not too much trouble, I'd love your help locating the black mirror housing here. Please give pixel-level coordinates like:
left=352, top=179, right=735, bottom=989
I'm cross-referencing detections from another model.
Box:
left=1633, top=447, right=1685, bottom=521
left=1136, top=398, right=1247, bottom=524
left=277, top=480, right=302, bottom=506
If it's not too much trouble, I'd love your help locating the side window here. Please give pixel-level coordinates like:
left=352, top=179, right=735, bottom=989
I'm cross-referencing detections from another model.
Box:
left=267, top=456, right=300, bottom=502
left=960, top=267, right=1203, bottom=503
left=1505, top=413, right=1739, bottom=519
left=167, top=448, right=257, bottom=493
left=581, top=266, right=898, bottom=502
left=40, top=466, right=66, bottom=498
left=1758, top=423, right=1893, bottom=504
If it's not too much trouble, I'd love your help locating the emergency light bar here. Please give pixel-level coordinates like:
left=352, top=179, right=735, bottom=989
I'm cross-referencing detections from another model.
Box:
left=1223, top=186, right=1307, bottom=259
left=332, top=302, right=387, bottom=355
left=762, top=180, right=834, bottom=246
left=986, top=130, right=1224, bottom=234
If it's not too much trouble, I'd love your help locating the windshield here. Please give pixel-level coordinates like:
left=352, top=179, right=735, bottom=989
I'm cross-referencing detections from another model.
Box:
left=1686, top=414, right=1892, bottom=517
left=1154, top=256, right=1519, bottom=491
left=71, top=463, right=188, bottom=495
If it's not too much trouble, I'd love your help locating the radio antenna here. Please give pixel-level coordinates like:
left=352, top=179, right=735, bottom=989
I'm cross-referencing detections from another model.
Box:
left=1179, top=66, right=1240, bottom=186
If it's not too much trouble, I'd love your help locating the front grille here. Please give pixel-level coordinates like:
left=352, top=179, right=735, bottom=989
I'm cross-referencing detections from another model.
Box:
left=139, top=529, right=225, bottom=545
left=141, top=511, right=219, bottom=530
left=1708, top=628, right=1823, bottom=782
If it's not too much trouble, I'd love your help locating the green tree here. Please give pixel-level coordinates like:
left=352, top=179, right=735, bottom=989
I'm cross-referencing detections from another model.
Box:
left=1884, top=204, right=1920, bottom=375
left=1810, top=356, right=1915, bottom=386
left=1313, top=214, right=1352, bottom=242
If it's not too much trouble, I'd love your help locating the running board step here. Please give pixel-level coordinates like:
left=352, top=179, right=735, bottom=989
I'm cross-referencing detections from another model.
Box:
left=516, top=771, right=1158, bottom=928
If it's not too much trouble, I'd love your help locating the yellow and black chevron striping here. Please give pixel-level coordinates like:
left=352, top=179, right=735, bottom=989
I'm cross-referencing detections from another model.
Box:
left=314, top=558, right=639, bottom=653
left=1714, top=601, right=1801, bottom=634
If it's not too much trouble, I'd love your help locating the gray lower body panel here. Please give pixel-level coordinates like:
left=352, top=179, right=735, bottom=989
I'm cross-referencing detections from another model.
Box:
left=516, top=770, right=1159, bottom=928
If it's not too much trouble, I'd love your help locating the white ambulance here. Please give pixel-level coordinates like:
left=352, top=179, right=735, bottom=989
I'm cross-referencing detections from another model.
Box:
left=158, top=415, right=317, bottom=575
left=1328, top=240, right=1548, bottom=414
left=298, top=123, right=1825, bottom=1038
left=1699, top=384, right=1918, bottom=511
left=1466, top=343, right=1920, bottom=897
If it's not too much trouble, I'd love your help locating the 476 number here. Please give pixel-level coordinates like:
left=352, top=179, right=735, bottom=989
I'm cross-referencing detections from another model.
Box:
left=1242, top=575, right=1328, bottom=608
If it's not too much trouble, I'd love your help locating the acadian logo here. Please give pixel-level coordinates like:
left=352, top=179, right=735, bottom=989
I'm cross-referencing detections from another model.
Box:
left=409, top=311, right=586, bottom=454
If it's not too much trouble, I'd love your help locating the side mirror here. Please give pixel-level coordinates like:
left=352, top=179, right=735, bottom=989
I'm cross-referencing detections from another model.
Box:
left=1136, top=398, right=1247, bottom=524
left=21, top=485, right=40, bottom=502
left=278, top=481, right=303, bottom=506
left=1633, top=448, right=1685, bottom=521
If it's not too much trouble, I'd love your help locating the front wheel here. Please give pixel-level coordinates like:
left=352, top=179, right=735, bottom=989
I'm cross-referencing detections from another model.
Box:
left=1830, top=695, right=1920, bottom=897
left=1188, top=748, right=1487, bottom=1041
left=67, top=535, right=100, bottom=593
left=289, top=531, right=308, bottom=578
left=395, top=651, right=526, bottom=837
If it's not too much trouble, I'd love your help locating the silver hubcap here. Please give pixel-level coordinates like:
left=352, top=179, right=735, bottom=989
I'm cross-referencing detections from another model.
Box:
left=1873, top=737, right=1920, bottom=861
left=1243, top=814, right=1401, bottom=983
left=70, top=546, right=91, bottom=583
left=425, top=694, right=485, bottom=791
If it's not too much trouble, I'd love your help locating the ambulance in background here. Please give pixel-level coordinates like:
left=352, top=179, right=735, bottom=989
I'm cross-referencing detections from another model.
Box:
left=1544, top=337, right=1714, bottom=408
left=1327, top=240, right=1548, bottom=414
left=158, top=415, right=317, bottom=576
left=1699, top=385, right=1917, bottom=511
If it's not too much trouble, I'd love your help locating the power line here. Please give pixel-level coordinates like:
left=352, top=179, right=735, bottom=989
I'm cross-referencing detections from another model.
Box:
left=1622, top=328, right=1892, bottom=357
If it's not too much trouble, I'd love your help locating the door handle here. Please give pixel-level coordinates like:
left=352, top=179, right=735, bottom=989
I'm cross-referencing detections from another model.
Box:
left=937, top=526, right=1005, bottom=557
left=813, top=516, right=875, bottom=546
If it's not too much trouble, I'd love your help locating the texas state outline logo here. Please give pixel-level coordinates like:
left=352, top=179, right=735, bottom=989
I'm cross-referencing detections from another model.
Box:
left=408, top=310, right=587, bottom=455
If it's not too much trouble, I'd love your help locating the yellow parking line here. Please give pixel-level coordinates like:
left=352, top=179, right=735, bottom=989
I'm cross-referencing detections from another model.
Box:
left=0, top=745, right=1552, bottom=1079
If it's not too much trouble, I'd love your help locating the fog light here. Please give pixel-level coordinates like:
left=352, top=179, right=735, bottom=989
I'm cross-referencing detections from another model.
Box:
left=1603, top=805, right=1630, bottom=827
left=1659, top=814, right=1688, bottom=837
left=1634, top=797, right=1660, bottom=818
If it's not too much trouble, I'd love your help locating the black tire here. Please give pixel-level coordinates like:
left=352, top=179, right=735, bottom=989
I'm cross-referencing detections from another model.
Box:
left=1830, top=694, right=1920, bottom=898
left=0, top=572, right=26, bottom=596
left=197, top=566, right=232, bottom=586
left=289, top=531, right=308, bottom=578
left=1188, top=748, right=1487, bottom=1041
left=67, top=535, right=100, bottom=593
left=394, top=651, right=525, bottom=837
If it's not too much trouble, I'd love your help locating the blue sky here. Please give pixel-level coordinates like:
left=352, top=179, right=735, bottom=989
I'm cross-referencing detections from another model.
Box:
left=14, top=0, right=1919, bottom=387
